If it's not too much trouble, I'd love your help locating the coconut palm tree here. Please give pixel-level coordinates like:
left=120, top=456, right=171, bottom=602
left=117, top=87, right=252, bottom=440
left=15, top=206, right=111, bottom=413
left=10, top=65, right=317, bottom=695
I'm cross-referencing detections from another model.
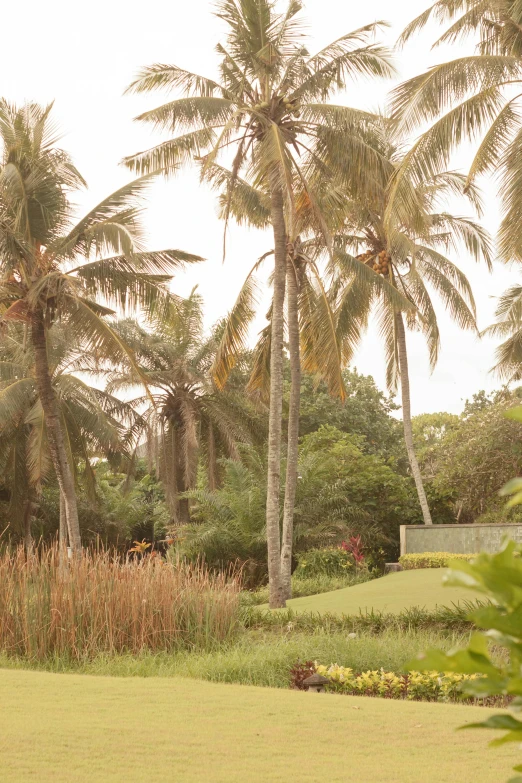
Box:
left=329, top=122, right=492, bottom=525
left=106, top=292, right=263, bottom=524
left=389, top=1, right=522, bottom=262
left=123, top=0, right=394, bottom=607
left=0, top=323, right=141, bottom=549
left=202, top=165, right=350, bottom=597
left=0, top=100, right=202, bottom=552
left=202, top=165, right=406, bottom=596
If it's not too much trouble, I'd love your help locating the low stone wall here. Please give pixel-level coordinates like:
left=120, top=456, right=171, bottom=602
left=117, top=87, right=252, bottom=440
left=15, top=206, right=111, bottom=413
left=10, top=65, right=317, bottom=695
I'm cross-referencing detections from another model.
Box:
left=400, top=523, right=522, bottom=556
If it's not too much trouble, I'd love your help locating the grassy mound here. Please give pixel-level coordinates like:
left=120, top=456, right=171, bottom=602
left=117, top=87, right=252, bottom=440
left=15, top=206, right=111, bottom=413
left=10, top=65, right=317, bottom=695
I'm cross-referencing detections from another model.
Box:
left=0, top=669, right=515, bottom=782
left=281, top=569, right=472, bottom=615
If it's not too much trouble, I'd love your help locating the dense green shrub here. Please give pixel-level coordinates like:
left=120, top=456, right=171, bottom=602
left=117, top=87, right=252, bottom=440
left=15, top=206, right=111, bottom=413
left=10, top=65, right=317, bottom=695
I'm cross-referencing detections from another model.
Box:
left=399, top=552, right=476, bottom=569
left=294, top=546, right=356, bottom=577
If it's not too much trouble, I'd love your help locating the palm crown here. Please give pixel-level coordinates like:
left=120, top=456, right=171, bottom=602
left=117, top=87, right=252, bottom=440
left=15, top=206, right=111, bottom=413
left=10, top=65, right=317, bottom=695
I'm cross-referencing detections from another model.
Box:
left=0, top=101, right=202, bottom=361
left=331, top=122, right=492, bottom=389
left=124, top=0, right=394, bottom=228
left=389, top=0, right=522, bottom=261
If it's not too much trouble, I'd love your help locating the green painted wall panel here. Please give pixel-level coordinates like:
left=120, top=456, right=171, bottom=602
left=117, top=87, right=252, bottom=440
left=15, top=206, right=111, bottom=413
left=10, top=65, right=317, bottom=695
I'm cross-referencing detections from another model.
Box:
left=400, top=524, right=522, bottom=556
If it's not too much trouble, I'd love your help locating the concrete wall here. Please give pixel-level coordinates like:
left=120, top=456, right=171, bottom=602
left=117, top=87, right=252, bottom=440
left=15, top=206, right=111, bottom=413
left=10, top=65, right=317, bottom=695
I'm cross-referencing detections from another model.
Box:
left=400, top=523, right=522, bottom=556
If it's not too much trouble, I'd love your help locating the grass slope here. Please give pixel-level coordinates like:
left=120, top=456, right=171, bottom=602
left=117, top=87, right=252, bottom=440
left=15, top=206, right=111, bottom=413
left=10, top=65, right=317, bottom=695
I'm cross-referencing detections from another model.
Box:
left=283, top=569, right=473, bottom=615
left=0, top=669, right=516, bottom=782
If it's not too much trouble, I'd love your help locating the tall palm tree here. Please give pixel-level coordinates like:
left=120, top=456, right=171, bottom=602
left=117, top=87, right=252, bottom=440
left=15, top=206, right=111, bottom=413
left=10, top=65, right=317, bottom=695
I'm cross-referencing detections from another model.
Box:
left=107, top=292, right=263, bottom=524
left=124, top=0, right=394, bottom=607
left=0, top=323, right=141, bottom=549
left=203, top=166, right=361, bottom=598
left=329, top=122, right=492, bottom=524
left=389, top=1, right=522, bottom=262
left=0, top=101, right=202, bottom=551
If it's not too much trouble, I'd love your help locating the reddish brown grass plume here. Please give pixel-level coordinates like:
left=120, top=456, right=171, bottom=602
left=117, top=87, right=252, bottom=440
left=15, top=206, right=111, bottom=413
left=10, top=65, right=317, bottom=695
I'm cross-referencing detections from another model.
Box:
left=0, top=547, right=241, bottom=661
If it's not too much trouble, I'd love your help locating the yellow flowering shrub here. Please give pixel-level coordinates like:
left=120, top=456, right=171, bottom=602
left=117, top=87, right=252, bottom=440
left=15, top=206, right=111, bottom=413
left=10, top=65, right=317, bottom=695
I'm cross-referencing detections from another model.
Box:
left=314, top=663, right=481, bottom=702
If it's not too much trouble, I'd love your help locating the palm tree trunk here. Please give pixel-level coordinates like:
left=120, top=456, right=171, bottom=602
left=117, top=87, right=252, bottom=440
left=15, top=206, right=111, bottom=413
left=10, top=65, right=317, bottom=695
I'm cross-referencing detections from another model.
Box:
left=266, top=175, right=287, bottom=609
left=23, top=498, right=33, bottom=555
left=395, top=311, right=433, bottom=525
left=281, top=258, right=300, bottom=600
left=31, top=308, right=82, bottom=550
left=176, top=451, right=191, bottom=525
left=59, top=491, right=67, bottom=549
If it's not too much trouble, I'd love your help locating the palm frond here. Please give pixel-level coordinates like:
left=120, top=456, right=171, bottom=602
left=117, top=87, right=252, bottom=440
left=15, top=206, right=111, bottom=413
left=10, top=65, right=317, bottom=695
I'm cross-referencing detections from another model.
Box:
left=212, top=273, right=260, bottom=389
left=122, top=128, right=217, bottom=175
left=126, top=64, right=227, bottom=98
left=135, top=96, right=235, bottom=133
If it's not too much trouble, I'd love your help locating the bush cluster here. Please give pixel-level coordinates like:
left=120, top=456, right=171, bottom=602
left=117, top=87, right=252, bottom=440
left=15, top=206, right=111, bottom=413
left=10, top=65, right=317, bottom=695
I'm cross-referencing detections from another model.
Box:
left=399, top=552, right=476, bottom=570
left=312, top=663, right=484, bottom=703
left=294, top=547, right=355, bottom=578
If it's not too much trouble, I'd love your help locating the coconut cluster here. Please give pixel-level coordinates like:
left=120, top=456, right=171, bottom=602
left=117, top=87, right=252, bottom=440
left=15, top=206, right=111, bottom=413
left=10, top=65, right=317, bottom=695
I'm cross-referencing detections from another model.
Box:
left=356, top=249, right=391, bottom=276
left=252, top=97, right=301, bottom=117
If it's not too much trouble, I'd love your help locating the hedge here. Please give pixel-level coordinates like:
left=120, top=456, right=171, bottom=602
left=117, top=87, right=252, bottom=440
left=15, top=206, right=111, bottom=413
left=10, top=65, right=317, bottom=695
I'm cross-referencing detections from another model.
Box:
left=399, top=552, right=476, bottom=570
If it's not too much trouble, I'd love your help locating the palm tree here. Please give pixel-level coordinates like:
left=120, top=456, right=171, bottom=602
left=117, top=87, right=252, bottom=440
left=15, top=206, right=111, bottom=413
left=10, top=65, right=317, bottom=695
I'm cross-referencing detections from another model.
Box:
left=106, top=292, right=263, bottom=524
left=0, top=101, right=202, bottom=552
left=202, top=165, right=355, bottom=598
left=0, top=323, right=141, bottom=549
left=124, top=0, right=394, bottom=607
left=389, top=1, right=522, bottom=262
left=329, top=122, right=492, bottom=524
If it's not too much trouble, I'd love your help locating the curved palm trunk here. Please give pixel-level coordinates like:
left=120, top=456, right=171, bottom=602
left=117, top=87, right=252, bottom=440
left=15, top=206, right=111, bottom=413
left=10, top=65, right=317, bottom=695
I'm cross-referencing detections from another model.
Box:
left=281, top=259, right=300, bottom=600
left=31, top=309, right=82, bottom=551
left=266, top=176, right=287, bottom=609
left=395, top=312, right=433, bottom=525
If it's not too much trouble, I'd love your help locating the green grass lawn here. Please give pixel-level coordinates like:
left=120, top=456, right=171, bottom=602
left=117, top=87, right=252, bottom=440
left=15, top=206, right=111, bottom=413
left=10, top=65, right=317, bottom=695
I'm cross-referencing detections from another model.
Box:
left=0, top=668, right=516, bottom=782
left=282, top=568, right=474, bottom=615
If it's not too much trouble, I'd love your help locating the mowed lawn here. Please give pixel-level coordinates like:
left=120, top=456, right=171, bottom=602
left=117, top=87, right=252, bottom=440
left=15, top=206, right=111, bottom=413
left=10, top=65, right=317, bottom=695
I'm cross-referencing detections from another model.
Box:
left=0, top=669, right=516, bottom=782
left=283, top=569, right=473, bottom=614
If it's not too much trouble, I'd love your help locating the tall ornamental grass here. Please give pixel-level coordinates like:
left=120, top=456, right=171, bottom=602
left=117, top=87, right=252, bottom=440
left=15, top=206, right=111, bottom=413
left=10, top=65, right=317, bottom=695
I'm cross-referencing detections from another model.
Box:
left=0, top=547, right=241, bottom=661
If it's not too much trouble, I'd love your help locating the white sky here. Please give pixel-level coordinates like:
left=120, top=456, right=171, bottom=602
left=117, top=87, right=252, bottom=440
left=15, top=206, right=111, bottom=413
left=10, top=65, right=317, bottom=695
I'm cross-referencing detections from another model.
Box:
left=2, top=0, right=516, bottom=415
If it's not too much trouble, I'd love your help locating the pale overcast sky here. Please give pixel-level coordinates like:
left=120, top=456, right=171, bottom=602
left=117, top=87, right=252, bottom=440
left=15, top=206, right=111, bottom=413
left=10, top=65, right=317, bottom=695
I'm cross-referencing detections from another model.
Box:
left=1, top=0, right=515, bottom=415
